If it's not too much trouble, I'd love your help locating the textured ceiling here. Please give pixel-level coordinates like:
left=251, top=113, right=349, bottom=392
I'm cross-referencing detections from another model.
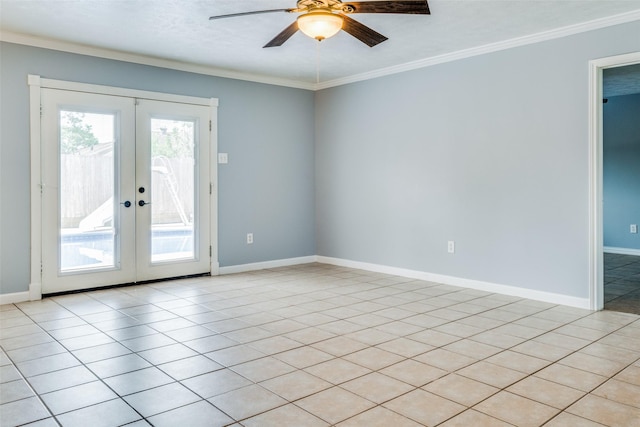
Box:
left=1, top=0, right=640, bottom=89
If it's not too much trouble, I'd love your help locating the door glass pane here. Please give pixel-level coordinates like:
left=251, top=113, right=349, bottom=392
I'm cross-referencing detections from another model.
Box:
left=59, top=111, right=117, bottom=271
left=150, top=118, right=196, bottom=262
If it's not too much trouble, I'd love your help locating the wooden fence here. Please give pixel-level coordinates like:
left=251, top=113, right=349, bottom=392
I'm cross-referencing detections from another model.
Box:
left=60, top=155, right=195, bottom=227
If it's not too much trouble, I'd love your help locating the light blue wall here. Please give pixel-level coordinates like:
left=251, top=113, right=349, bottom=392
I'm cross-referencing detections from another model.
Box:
left=315, top=20, right=640, bottom=299
left=603, top=93, right=640, bottom=250
left=0, top=42, right=316, bottom=295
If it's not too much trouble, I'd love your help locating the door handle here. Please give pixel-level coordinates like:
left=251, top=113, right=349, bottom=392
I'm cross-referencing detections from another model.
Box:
left=138, top=200, right=150, bottom=207
left=120, top=201, right=132, bottom=208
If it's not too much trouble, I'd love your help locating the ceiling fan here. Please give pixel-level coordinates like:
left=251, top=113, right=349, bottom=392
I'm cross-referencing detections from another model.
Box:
left=209, top=0, right=430, bottom=48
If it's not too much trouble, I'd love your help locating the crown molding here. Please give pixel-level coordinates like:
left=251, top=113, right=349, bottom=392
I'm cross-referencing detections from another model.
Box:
left=0, top=31, right=317, bottom=91
left=2, top=8, right=639, bottom=92
left=316, top=9, right=640, bottom=90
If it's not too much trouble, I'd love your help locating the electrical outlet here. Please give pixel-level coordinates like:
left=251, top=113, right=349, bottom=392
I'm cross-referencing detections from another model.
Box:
left=247, top=233, right=253, bottom=244
left=631, top=224, right=638, bottom=234
left=447, top=241, right=455, bottom=254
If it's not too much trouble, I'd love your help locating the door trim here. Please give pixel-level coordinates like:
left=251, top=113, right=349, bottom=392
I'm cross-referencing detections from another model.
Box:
left=28, top=75, right=219, bottom=300
left=588, top=52, right=640, bottom=311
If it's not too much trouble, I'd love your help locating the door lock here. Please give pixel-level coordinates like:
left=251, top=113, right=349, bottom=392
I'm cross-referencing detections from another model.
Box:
left=120, top=201, right=132, bottom=208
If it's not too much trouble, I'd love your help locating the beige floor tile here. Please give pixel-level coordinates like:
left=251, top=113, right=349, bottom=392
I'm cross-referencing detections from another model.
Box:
left=511, top=340, right=573, bottom=361
left=380, top=359, right=448, bottom=387
left=558, top=351, right=627, bottom=377
left=311, top=336, right=367, bottom=357
left=599, top=333, right=640, bottom=352
left=615, top=365, right=640, bottom=386
left=507, top=376, right=585, bottom=409
left=336, top=406, right=422, bottom=427
left=283, top=327, right=336, bottom=345
left=469, top=330, right=527, bottom=349
left=438, top=409, right=513, bottom=427
left=208, top=384, right=287, bottom=421
left=535, top=364, right=608, bottom=392
left=475, top=391, right=559, bottom=427
left=414, top=348, right=476, bottom=372
left=442, top=339, right=502, bottom=360
left=341, top=372, right=414, bottom=404
left=272, top=346, right=334, bottom=369
left=248, top=336, right=302, bottom=355
left=375, top=337, right=434, bottom=358
left=423, top=373, right=499, bottom=406
left=342, top=347, right=404, bottom=370
left=260, top=370, right=332, bottom=401
left=543, top=412, right=607, bottom=427
left=242, top=404, right=329, bottom=427
left=492, top=323, right=543, bottom=340
left=205, top=344, right=266, bottom=367
left=304, top=358, right=370, bottom=385
left=580, top=342, right=640, bottom=364
left=406, top=330, right=460, bottom=347
left=383, top=389, right=465, bottom=426
left=592, top=379, right=640, bottom=408
left=344, top=328, right=397, bottom=345
left=532, top=332, right=591, bottom=351
left=484, top=350, right=550, bottom=374
left=374, top=321, right=426, bottom=336
left=567, top=394, right=640, bottom=427
left=4, top=264, right=640, bottom=427
left=231, top=356, right=296, bottom=383
left=295, top=387, right=375, bottom=425
left=432, top=322, right=486, bottom=338
left=554, top=324, right=610, bottom=341
left=457, top=361, right=527, bottom=388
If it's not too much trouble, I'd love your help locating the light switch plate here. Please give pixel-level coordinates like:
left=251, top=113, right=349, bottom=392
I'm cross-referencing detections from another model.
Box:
left=218, top=153, right=228, bottom=164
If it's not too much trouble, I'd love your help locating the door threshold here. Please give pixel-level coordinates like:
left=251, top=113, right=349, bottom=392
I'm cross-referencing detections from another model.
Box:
left=42, top=273, right=211, bottom=298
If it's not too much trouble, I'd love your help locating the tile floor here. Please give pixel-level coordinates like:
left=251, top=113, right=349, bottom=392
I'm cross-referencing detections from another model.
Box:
left=604, top=253, right=640, bottom=315
left=1, top=263, right=640, bottom=426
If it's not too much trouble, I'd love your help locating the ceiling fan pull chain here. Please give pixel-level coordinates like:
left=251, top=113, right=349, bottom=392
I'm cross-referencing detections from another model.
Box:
left=316, top=40, right=321, bottom=84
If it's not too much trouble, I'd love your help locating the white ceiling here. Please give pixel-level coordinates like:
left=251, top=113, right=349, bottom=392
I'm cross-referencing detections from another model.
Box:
left=2, top=0, right=640, bottom=89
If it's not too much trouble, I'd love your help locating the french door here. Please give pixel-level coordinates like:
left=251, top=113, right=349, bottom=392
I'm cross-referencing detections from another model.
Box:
left=41, top=89, right=212, bottom=293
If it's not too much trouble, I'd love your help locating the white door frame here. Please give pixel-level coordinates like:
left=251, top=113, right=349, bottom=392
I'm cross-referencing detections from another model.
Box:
left=28, top=75, right=219, bottom=300
left=588, top=52, right=640, bottom=311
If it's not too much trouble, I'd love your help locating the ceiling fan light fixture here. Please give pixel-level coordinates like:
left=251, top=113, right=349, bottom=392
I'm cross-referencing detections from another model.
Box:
left=297, top=11, right=343, bottom=41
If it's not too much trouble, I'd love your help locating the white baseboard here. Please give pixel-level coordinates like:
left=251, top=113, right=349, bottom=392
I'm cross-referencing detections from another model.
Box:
left=0, top=291, right=31, bottom=305
left=219, top=256, right=318, bottom=275
left=2, top=254, right=593, bottom=309
left=604, top=246, right=640, bottom=256
left=316, top=256, right=591, bottom=310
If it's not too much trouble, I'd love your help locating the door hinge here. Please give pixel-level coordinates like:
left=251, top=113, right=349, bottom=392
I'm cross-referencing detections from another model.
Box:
left=209, top=120, right=212, bottom=131
left=40, top=105, right=43, bottom=117
left=134, top=98, right=140, bottom=106
left=209, top=246, right=212, bottom=257
left=210, top=183, right=213, bottom=194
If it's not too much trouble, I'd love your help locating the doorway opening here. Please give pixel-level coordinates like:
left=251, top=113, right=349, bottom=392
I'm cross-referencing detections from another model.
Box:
left=588, top=53, right=640, bottom=313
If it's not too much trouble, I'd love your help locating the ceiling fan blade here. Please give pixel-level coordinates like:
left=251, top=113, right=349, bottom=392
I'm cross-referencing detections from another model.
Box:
left=341, top=15, right=388, bottom=47
left=341, top=1, right=430, bottom=14
left=263, top=21, right=299, bottom=48
left=209, top=9, right=289, bottom=20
